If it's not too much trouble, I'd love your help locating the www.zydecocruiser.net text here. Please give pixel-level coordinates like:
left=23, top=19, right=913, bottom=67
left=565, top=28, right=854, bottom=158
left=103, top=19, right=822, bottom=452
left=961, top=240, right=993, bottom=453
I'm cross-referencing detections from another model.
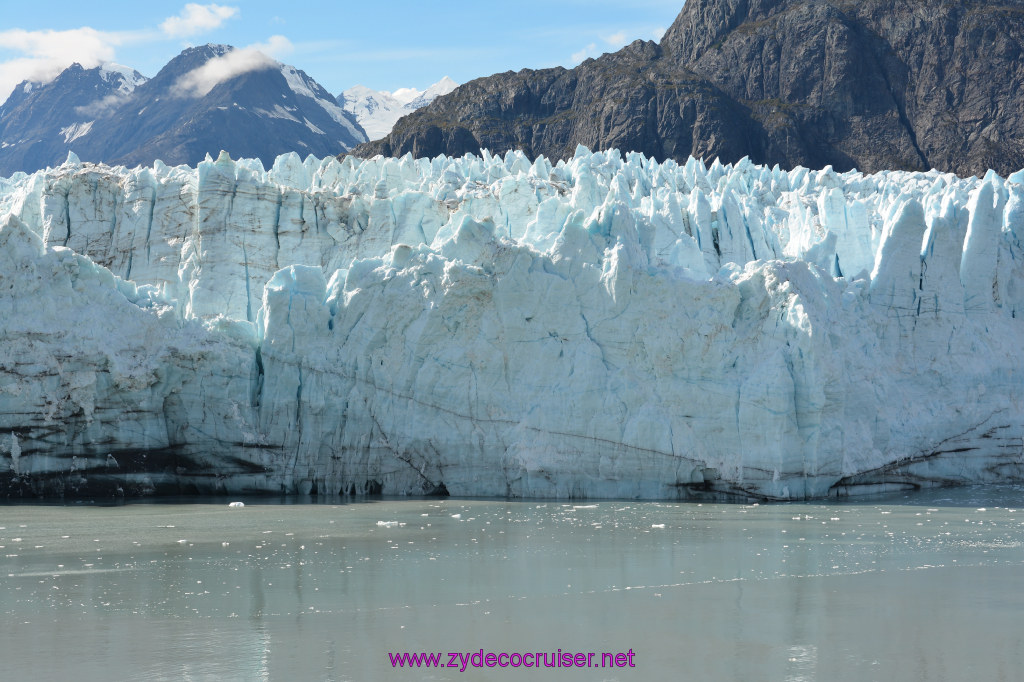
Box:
left=389, top=649, right=637, bottom=671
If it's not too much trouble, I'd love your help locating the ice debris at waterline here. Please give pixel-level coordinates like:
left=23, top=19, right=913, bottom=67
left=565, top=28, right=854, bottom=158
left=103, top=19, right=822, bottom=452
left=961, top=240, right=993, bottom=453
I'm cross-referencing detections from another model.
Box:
left=1, top=148, right=1024, bottom=500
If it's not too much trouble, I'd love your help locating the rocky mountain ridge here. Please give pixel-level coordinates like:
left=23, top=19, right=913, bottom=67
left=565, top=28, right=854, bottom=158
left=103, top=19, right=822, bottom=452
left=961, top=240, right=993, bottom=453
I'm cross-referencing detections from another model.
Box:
left=354, top=0, right=1024, bottom=177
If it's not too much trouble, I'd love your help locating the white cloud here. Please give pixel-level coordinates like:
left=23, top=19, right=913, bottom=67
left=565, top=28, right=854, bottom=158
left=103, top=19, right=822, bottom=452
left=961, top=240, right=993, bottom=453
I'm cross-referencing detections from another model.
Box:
left=0, top=4, right=241, bottom=103
left=0, top=27, right=132, bottom=103
left=75, top=92, right=130, bottom=118
left=603, top=31, right=628, bottom=46
left=173, top=35, right=293, bottom=97
left=568, top=25, right=670, bottom=66
left=161, top=4, right=239, bottom=39
left=390, top=86, right=422, bottom=103
left=571, top=43, right=598, bottom=64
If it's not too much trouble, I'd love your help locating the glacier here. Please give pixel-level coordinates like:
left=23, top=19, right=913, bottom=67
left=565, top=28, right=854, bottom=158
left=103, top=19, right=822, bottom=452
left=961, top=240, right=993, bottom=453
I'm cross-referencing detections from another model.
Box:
left=1, top=147, right=1023, bottom=500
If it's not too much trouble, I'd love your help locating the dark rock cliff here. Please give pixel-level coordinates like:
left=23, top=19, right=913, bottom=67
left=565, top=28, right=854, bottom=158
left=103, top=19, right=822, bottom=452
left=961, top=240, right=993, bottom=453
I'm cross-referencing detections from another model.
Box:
left=354, top=0, right=1024, bottom=176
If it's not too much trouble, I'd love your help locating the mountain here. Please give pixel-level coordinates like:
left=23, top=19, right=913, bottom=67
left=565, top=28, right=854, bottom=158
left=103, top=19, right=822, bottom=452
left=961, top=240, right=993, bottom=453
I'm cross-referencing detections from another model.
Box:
left=353, top=0, right=1024, bottom=177
left=340, top=77, right=458, bottom=141
left=3, top=149, right=1024, bottom=499
left=0, top=45, right=367, bottom=175
left=401, top=76, right=459, bottom=109
left=0, top=63, right=146, bottom=175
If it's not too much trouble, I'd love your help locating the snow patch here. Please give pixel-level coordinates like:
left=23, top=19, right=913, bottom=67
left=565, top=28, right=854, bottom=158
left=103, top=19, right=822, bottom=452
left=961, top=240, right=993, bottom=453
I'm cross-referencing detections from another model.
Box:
left=99, top=63, right=147, bottom=94
left=59, top=120, right=94, bottom=143
left=303, top=118, right=324, bottom=135
left=254, top=104, right=300, bottom=123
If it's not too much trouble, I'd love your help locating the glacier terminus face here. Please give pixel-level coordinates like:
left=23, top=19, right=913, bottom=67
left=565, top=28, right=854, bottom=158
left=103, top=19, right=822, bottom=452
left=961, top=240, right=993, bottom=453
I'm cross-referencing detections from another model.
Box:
left=1, top=147, right=1023, bottom=500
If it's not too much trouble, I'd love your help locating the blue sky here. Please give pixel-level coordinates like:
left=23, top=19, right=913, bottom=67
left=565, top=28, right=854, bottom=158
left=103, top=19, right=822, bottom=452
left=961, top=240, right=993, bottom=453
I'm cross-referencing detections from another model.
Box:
left=0, top=1, right=684, bottom=102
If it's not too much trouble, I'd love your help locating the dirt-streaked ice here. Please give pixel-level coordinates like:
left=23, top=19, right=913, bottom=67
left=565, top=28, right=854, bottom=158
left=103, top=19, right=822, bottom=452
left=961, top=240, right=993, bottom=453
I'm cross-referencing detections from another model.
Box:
left=1, top=147, right=1023, bottom=499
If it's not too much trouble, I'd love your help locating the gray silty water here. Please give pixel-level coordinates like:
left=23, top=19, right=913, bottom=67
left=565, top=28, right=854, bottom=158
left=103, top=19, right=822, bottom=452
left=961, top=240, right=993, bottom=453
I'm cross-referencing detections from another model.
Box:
left=1, top=487, right=1023, bottom=680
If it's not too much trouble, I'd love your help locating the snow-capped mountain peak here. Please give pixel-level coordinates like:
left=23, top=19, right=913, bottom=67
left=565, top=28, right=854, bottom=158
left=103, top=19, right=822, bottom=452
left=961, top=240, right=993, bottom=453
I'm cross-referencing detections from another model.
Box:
left=340, top=77, right=459, bottom=141
left=408, top=75, right=458, bottom=108
left=0, top=45, right=367, bottom=175
left=98, top=63, right=148, bottom=94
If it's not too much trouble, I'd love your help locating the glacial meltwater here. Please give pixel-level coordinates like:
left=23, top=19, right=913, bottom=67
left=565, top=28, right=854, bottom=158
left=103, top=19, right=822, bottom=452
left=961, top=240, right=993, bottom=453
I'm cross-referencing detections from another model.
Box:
left=2, top=488, right=1023, bottom=681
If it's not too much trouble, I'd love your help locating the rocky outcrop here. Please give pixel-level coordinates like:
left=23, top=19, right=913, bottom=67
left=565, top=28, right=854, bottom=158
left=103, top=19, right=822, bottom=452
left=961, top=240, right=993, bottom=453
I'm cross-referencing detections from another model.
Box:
left=355, top=0, right=1024, bottom=177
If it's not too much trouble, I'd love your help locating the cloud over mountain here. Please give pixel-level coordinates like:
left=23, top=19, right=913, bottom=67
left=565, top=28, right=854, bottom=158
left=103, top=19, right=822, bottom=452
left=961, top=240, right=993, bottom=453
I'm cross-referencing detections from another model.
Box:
left=160, top=3, right=239, bottom=38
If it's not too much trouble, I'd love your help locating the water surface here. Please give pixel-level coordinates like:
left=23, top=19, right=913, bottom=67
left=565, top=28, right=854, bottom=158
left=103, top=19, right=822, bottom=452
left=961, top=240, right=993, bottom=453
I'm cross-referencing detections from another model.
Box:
left=2, top=487, right=1023, bottom=681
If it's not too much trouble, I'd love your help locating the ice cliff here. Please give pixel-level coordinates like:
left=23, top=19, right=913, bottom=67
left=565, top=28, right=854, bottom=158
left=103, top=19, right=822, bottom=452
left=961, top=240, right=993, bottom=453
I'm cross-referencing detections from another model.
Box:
left=2, top=148, right=1023, bottom=499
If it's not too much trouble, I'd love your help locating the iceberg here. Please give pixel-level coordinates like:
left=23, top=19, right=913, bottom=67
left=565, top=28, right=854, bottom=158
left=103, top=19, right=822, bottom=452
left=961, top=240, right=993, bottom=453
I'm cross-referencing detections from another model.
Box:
left=1, top=148, right=1023, bottom=500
